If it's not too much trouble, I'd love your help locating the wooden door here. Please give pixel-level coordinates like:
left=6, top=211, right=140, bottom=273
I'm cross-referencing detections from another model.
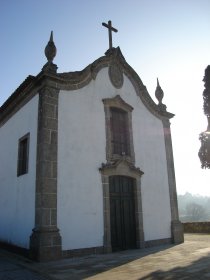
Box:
left=109, top=176, right=136, bottom=251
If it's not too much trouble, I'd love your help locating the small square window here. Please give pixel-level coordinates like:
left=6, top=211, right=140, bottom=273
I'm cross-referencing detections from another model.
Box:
left=17, top=133, right=30, bottom=176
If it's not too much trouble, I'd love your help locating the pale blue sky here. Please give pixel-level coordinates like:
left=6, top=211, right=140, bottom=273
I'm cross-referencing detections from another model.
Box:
left=1, top=0, right=210, bottom=195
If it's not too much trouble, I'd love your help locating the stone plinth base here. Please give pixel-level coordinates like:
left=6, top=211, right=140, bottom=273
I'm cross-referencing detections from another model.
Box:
left=30, top=227, right=62, bottom=261
left=171, top=220, right=184, bottom=244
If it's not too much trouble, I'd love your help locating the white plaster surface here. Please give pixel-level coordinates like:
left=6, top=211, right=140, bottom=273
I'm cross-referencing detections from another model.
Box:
left=58, top=68, right=172, bottom=250
left=0, top=95, right=38, bottom=248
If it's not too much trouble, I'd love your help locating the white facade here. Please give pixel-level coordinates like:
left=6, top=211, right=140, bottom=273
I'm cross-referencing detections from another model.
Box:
left=0, top=45, right=182, bottom=259
left=0, top=95, right=38, bottom=248
left=57, top=68, right=171, bottom=250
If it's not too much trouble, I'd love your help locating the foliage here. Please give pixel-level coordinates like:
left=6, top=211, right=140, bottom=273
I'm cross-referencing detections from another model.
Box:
left=203, top=65, right=210, bottom=118
left=198, top=132, right=210, bottom=169
left=185, top=203, right=206, bottom=221
left=178, top=192, right=210, bottom=222
left=199, top=65, right=210, bottom=169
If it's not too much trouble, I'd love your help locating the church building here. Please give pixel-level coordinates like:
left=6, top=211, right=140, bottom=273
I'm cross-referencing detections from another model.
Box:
left=0, top=22, right=183, bottom=261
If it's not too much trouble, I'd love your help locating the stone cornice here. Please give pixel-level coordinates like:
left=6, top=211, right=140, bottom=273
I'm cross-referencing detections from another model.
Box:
left=0, top=72, right=59, bottom=126
left=0, top=47, right=174, bottom=125
left=99, top=158, right=144, bottom=178
left=102, top=95, right=133, bottom=112
left=0, top=76, right=37, bottom=126
left=115, top=53, right=174, bottom=120
left=0, top=76, right=35, bottom=112
left=51, top=47, right=175, bottom=120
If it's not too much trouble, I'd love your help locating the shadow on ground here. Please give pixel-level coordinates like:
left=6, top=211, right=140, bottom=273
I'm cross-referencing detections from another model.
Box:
left=39, top=234, right=210, bottom=279
left=41, top=244, right=174, bottom=279
left=139, top=254, right=210, bottom=280
left=2, top=234, right=210, bottom=280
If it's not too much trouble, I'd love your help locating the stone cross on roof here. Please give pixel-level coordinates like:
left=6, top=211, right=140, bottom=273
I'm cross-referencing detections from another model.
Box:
left=102, top=20, right=118, bottom=49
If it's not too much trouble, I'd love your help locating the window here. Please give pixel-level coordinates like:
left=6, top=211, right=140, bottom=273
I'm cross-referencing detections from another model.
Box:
left=103, top=95, right=135, bottom=163
left=110, top=107, right=130, bottom=156
left=17, top=133, right=30, bottom=176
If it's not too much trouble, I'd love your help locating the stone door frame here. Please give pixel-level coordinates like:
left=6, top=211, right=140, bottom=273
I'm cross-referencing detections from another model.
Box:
left=99, top=159, right=144, bottom=253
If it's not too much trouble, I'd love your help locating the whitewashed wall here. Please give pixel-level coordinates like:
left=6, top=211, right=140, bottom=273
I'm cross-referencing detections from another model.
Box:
left=0, top=95, right=38, bottom=248
left=57, top=68, right=172, bottom=250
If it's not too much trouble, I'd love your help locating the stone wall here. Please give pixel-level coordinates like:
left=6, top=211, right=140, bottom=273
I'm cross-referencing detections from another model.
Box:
left=183, top=222, right=210, bottom=233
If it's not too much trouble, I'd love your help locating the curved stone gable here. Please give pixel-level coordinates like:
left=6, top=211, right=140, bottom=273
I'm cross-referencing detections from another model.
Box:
left=0, top=47, right=174, bottom=126
left=56, top=47, right=174, bottom=120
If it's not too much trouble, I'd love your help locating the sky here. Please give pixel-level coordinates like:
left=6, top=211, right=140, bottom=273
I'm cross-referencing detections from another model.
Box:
left=1, top=0, right=210, bottom=196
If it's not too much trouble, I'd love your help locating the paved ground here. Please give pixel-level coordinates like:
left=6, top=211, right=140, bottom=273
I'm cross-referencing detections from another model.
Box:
left=1, top=234, right=210, bottom=279
left=0, top=253, right=49, bottom=280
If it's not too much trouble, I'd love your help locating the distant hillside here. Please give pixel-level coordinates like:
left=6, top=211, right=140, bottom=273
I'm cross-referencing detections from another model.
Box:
left=178, top=193, right=210, bottom=222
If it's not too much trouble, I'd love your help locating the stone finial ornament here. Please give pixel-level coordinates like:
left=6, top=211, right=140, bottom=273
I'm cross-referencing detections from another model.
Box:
left=45, top=31, right=56, bottom=63
left=155, top=78, right=166, bottom=111
left=42, top=31, right=57, bottom=73
left=155, top=78, right=164, bottom=104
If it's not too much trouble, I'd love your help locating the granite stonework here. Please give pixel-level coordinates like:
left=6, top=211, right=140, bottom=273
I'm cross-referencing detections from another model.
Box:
left=30, top=85, right=62, bottom=261
left=99, top=159, right=145, bottom=252
left=162, top=119, right=184, bottom=244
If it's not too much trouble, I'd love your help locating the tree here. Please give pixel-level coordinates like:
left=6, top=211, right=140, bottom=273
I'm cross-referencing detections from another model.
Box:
left=185, top=203, right=207, bottom=222
left=199, top=65, right=210, bottom=168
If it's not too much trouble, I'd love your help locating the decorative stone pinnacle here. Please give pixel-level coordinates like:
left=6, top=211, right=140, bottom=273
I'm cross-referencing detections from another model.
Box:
left=155, top=78, right=164, bottom=104
left=155, top=78, right=167, bottom=112
left=45, top=31, right=57, bottom=63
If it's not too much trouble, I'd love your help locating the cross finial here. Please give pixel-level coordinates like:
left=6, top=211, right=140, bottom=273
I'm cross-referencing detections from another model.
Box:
left=102, top=20, right=118, bottom=49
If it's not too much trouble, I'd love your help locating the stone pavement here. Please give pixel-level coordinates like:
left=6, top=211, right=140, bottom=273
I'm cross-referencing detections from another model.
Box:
left=0, top=252, right=49, bottom=280
left=1, top=234, right=210, bottom=279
